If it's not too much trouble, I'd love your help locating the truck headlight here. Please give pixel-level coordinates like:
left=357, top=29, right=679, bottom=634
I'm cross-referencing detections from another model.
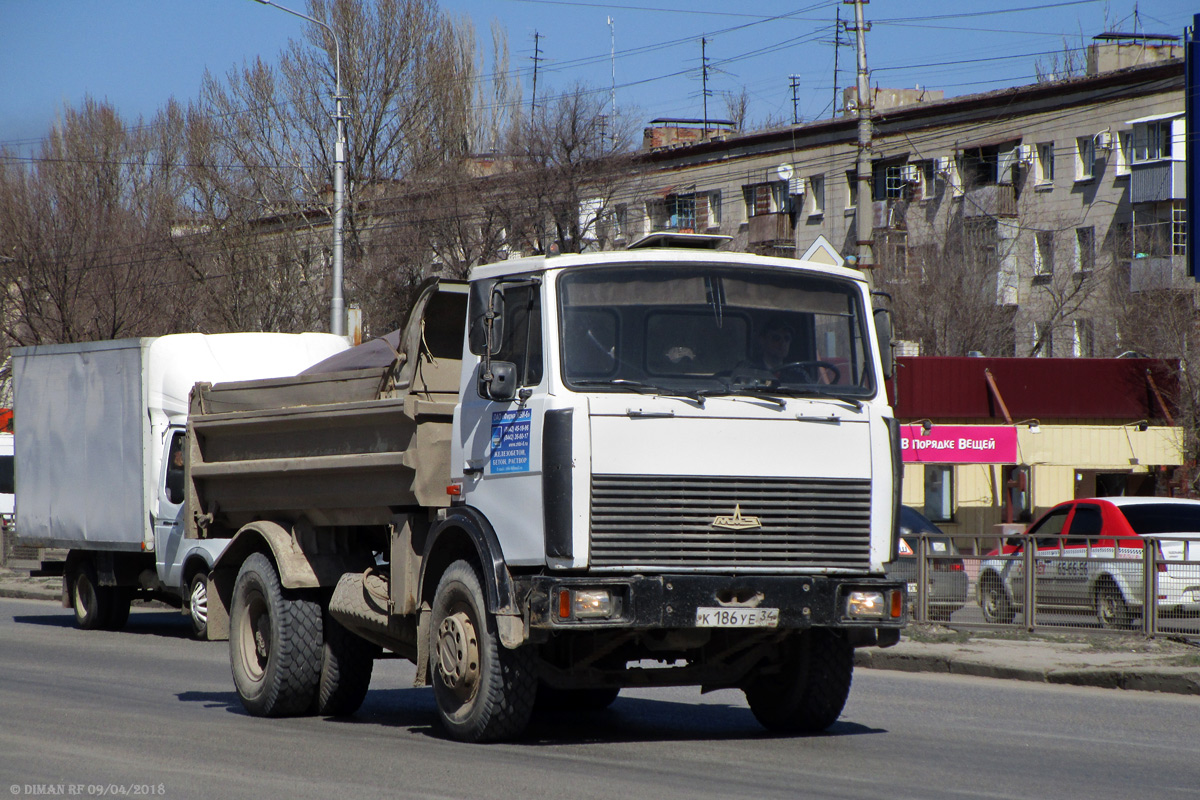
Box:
left=846, top=590, right=902, bottom=619
left=557, top=588, right=614, bottom=620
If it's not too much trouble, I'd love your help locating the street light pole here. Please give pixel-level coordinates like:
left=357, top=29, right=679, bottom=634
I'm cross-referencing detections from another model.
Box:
left=253, top=0, right=347, bottom=336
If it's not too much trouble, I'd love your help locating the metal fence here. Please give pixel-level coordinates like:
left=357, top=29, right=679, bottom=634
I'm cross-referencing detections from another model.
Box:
left=903, top=532, right=1200, bottom=639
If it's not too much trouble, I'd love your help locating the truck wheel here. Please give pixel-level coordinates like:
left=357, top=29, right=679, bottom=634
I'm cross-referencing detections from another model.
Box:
left=186, top=572, right=210, bottom=640
left=980, top=574, right=1015, bottom=625
left=229, top=553, right=323, bottom=717
left=317, top=611, right=377, bottom=717
left=430, top=560, right=536, bottom=742
left=71, top=564, right=113, bottom=630
left=105, top=589, right=132, bottom=631
left=744, top=628, right=853, bottom=734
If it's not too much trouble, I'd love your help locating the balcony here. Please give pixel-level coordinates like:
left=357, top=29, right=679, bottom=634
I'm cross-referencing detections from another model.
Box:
left=1129, top=255, right=1187, bottom=292
left=747, top=212, right=793, bottom=245
left=872, top=199, right=909, bottom=230
left=1130, top=161, right=1185, bottom=204
left=963, top=184, right=1018, bottom=218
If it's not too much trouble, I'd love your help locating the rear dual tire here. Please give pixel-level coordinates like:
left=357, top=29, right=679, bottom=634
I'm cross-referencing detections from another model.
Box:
left=70, top=563, right=131, bottom=632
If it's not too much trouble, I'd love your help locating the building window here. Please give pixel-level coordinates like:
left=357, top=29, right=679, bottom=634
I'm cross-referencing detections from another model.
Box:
left=845, top=169, right=857, bottom=210
left=1072, top=319, right=1094, bottom=357
left=744, top=182, right=787, bottom=218
left=1033, top=321, right=1053, bottom=357
left=1075, top=135, right=1095, bottom=181
left=1115, top=131, right=1131, bottom=176
left=808, top=174, right=825, bottom=216
left=924, top=465, right=953, bottom=522
left=1034, top=230, right=1054, bottom=277
left=1074, top=226, right=1095, bottom=273
left=651, top=192, right=720, bottom=233
left=1132, top=119, right=1175, bottom=163
left=1036, top=142, right=1054, bottom=184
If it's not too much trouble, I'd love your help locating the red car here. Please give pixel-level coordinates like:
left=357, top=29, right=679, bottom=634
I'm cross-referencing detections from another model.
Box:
left=977, top=497, right=1200, bottom=628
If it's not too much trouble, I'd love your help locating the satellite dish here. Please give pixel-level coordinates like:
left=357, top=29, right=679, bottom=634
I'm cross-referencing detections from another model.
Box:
left=776, top=163, right=794, bottom=181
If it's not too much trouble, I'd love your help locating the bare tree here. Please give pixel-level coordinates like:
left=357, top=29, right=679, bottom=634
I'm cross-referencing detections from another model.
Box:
left=503, top=83, right=637, bottom=256
left=0, top=99, right=182, bottom=348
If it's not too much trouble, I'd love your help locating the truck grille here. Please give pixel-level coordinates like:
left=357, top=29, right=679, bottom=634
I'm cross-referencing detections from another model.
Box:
left=589, top=474, right=873, bottom=571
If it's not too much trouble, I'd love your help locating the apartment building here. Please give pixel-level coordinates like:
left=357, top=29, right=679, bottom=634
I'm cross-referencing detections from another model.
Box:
left=607, top=40, right=1186, bottom=359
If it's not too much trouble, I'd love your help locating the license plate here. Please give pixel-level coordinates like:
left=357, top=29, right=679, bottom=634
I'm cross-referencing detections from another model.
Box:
left=694, top=607, right=780, bottom=628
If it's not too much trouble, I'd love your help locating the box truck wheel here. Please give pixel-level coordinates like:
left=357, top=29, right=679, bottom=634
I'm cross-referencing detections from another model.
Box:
left=229, top=553, right=322, bottom=717
left=430, top=560, right=536, bottom=742
left=186, top=572, right=210, bottom=639
left=743, top=628, right=853, bottom=734
left=70, top=562, right=127, bottom=631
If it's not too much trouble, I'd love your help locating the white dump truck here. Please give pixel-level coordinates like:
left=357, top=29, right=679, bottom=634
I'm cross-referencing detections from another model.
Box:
left=11, top=333, right=348, bottom=635
left=190, top=236, right=906, bottom=741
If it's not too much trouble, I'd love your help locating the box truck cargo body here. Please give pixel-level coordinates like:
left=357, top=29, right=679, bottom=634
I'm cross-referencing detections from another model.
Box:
left=13, top=333, right=349, bottom=633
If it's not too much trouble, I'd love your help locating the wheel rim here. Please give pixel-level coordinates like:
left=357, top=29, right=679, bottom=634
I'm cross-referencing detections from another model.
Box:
left=236, top=590, right=271, bottom=683
left=1097, top=588, right=1120, bottom=626
left=436, top=609, right=480, bottom=704
left=74, top=573, right=95, bottom=621
left=190, top=578, right=209, bottom=627
left=982, top=584, right=1000, bottom=618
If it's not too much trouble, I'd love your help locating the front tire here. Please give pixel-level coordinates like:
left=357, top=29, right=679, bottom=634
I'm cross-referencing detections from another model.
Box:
left=430, top=560, right=536, bottom=742
left=186, top=572, right=210, bottom=640
left=229, top=553, right=323, bottom=717
left=744, top=628, right=854, bottom=734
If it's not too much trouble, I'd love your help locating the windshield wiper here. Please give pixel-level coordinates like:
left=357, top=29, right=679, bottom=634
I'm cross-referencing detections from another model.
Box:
left=697, top=385, right=787, bottom=409
left=572, top=379, right=705, bottom=405
left=782, top=387, right=864, bottom=411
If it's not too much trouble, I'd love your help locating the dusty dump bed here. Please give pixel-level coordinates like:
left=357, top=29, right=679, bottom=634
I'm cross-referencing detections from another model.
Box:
left=186, top=282, right=466, bottom=539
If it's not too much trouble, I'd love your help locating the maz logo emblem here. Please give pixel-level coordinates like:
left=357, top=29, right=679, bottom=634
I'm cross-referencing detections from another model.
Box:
left=711, top=504, right=762, bottom=531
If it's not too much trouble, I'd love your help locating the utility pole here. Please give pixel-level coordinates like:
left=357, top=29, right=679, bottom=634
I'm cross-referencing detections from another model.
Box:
left=253, top=0, right=348, bottom=336
left=847, top=0, right=874, bottom=272
left=608, top=16, right=617, bottom=150
left=701, top=37, right=712, bottom=139
left=832, top=7, right=842, bottom=118
left=790, top=74, right=801, bottom=124
left=531, top=31, right=543, bottom=116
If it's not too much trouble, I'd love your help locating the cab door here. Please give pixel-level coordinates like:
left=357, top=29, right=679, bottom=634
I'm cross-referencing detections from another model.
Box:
left=153, top=428, right=187, bottom=587
left=456, top=278, right=550, bottom=566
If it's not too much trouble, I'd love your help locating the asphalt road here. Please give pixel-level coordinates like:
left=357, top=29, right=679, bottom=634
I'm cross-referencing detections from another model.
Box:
left=2, top=597, right=1199, bottom=800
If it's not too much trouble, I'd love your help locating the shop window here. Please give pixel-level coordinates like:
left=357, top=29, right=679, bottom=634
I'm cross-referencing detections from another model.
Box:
left=923, top=465, right=953, bottom=522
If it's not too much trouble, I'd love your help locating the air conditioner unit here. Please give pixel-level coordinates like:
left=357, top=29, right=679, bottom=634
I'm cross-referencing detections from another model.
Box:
left=900, top=164, right=919, bottom=183
left=1016, top=144, right=1035, bottom=164
left=789, top=176, right=807, bottom=196
left=935, top=156, right=953, bottom=174
left=1095, top=130, right=1114, bottom=151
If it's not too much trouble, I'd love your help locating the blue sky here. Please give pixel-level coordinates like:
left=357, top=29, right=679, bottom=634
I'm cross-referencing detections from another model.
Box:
left=1, top=0, right=1196, bottom=154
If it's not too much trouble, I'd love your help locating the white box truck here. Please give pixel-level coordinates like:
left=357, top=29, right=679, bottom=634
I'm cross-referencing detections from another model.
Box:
left=12, top=333, right=349, bottom=635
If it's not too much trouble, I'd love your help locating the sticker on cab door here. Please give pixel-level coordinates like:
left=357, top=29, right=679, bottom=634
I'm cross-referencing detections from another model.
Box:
left=490, top=409, right=531, bottom=474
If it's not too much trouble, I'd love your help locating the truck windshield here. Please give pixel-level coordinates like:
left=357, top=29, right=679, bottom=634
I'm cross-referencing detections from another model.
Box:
left=558, top=264, right=875, bottom=399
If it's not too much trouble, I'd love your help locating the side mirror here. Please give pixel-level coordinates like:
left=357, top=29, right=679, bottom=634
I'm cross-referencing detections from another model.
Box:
left=873, top=307, right=895, bottom=380
left=482, top=361, right=518, bottom=402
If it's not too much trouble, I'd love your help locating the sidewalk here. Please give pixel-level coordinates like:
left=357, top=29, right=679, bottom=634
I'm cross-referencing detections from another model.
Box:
left=3, top=564, right=1198, bottom=696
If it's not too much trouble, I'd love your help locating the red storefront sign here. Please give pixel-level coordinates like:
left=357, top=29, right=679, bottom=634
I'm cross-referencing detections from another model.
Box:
left=900, top=424, right=1018, bottom=464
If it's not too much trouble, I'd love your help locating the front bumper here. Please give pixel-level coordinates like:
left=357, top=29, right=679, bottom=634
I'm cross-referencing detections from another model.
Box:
left=523, top=573, right=906, bottom=630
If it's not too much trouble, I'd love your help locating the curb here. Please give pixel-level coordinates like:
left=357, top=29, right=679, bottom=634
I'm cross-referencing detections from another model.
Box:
left=856, top=647, right=1200, bottom=696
